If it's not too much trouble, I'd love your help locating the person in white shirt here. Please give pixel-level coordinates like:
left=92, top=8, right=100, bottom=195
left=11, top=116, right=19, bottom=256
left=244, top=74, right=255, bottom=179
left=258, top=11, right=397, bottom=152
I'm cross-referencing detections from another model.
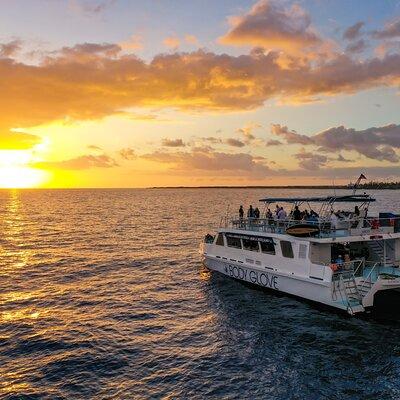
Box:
left=277, top=207, right=287, bottom=220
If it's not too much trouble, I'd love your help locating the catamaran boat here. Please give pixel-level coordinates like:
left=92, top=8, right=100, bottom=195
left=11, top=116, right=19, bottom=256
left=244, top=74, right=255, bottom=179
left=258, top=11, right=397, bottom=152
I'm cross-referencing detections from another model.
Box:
left=200, top=190, right=400, bottom=315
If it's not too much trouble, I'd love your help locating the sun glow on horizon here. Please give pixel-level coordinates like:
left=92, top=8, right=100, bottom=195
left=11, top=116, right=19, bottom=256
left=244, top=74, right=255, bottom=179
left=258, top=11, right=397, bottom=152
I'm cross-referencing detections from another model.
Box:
left=0, top=166, right=48, bottom=188
left=0, top=150, right=49, bottom=188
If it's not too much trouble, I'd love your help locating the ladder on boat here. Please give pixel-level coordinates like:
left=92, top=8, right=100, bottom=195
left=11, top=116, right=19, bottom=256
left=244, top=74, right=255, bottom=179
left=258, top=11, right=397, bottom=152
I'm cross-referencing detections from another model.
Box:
left=356, top=279, right=374, bottom=298
left=339, top=272, right=364, bottom=314
left=332, top=262, right=381, bottom=314
left=340, top=272, right=362, bottom=302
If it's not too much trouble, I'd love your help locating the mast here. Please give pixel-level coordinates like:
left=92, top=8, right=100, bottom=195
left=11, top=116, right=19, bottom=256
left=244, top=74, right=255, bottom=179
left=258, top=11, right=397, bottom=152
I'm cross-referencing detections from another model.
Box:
left=352, top=173, right=367, bottom=195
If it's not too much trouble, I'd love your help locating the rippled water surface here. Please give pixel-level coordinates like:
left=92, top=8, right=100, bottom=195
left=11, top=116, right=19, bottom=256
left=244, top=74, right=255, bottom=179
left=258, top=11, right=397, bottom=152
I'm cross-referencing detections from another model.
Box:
left=1, top=188, right=400, bottom=399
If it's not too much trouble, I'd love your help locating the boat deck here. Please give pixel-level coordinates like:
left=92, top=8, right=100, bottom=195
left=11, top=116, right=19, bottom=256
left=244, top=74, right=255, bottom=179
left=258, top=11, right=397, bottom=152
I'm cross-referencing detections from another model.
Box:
left=223, top=217, right=399, bottom=240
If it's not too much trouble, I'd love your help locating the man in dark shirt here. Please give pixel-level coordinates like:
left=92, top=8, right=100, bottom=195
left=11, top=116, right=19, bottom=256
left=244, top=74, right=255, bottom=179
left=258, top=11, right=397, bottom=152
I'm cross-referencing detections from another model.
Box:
left=293, top=205, right=301, bottom=221
left=239, top=205, right=244, bottom=220
left=293, top=206, right=301, bottom=221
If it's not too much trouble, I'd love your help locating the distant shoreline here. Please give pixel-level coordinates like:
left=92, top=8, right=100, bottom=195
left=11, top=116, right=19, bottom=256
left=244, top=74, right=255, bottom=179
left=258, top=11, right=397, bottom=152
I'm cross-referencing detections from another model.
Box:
left=149, top=184, right=400, bottom=190
left=2, top=183, right=399, bottom=190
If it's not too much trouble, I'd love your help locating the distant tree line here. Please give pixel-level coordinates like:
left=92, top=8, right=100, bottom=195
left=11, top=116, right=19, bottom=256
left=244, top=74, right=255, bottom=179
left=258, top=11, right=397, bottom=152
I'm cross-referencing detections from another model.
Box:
left=355, top=181, right=400, bottom=190
left=151, top=180, right=400, bottom=189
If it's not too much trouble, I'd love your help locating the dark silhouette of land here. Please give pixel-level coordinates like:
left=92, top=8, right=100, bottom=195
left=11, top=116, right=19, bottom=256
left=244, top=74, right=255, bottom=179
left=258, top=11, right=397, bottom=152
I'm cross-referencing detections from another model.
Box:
left=150, top=181, right=400, bottom=190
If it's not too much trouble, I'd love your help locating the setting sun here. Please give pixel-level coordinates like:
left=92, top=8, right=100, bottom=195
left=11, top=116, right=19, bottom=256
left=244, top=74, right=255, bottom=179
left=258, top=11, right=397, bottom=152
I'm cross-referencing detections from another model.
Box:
left=0, top=166, right=48, bottom=188
left=0, top=150, right=49, bottom=188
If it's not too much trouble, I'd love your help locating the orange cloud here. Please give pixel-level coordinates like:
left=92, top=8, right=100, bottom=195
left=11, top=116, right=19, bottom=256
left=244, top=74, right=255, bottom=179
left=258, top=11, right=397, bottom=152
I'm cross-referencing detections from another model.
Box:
left=119, top=148, right=136, bottom=160
left=226, top=138, right=245, bottom=147
left=236, top=123, right=262, bottom=144
left=163, top=36, right=180, bottom=49
left=219, top=0, right=320, bottom=52
left=35, top=154, right=118, bottom=170
left=271, top=124, right=313, bottom=145
left=271, top=123, right=400, bottom=163
left=0, top=40, right=22, bottom=58
left=142, top=147, right=272, bottom=177
left=0, top=42, right=400, bottom=151
left=185, top=35, right=199, bottom=45
left=120, top=35, right=143, bottom=51
left=141, top=144, right=400, bottom=181
left=161, top=138, right=186, bottom=147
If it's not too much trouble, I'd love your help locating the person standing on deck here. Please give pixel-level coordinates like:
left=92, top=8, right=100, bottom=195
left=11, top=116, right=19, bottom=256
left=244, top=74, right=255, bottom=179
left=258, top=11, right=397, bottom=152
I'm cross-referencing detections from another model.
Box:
left=266, top=209, right=274, bottom=228
left=277, top=207, right=287, bottom=220
left=239, top=205, right=244, bottom=220
left=254, top=207, right=260, bottom=219
left=308, top=211, right=318, bottom=224
left=293, top=206, right=301, bottom=221
left=247, top=205, right=254, bottom=219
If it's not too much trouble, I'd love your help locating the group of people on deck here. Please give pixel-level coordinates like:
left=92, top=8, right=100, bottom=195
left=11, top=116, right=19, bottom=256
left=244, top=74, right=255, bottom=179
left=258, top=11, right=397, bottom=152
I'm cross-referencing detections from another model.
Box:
left=238, top=204, right=319, bottom=223
left=330, top=206, right=365, bottom=229
left=239, top=205, right=261, bottom=220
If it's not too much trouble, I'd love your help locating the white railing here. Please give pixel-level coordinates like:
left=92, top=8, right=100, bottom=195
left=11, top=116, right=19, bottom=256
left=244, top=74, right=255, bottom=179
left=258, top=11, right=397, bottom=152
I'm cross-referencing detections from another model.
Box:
left=358, top=262, right=380, bottom=293
left=222, top=216, right=400, bottom=238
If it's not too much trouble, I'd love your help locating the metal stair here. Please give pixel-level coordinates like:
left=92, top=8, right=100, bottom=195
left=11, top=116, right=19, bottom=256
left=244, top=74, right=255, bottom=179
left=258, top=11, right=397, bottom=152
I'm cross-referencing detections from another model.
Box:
left=367, top=241, right=396, bottom=266
left=341, top=272, right=362, bottom=303
left=339, top=272, right=364, bottom=314
left=357, top=279, right=373, bottom=298
left=332, top=270, right=368, bottom=314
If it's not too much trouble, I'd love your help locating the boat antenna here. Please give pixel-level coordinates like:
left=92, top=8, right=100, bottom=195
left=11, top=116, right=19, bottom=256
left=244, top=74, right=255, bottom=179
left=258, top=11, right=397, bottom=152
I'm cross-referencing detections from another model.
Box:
left=352, top=173, right=367, bottom=195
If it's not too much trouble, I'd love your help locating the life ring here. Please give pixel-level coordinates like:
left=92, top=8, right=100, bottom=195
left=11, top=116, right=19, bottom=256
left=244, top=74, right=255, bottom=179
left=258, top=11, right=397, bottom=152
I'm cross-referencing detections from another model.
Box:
left=330, top=263, right=338, bottom=272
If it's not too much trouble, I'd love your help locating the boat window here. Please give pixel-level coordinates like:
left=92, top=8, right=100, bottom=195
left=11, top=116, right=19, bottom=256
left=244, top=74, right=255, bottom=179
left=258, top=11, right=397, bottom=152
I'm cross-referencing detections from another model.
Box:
left=242, top=238, right=260, bottom=252
left=226, top=235, right=242, bottom=249
left=215, top=233, right=225, bottom=246
left=299, top=244, right=308, bottom=259
left=260, top=240, right=275, bottom=255
left=280, top=241, right=294, bottom=258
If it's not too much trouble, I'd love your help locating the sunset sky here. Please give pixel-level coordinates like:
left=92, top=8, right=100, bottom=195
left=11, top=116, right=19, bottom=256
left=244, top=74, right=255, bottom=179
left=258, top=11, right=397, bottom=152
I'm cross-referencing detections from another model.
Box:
left=0, top=0, right=399, bottom=187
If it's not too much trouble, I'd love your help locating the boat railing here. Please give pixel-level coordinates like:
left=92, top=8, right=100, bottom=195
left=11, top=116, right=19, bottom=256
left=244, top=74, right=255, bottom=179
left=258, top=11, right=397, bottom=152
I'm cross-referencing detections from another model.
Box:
left=331, top=259, right=364, bottom=279
left=222, top=215, right=400, bottom=237
left=225, top=217, right=328, bottom=230
left=333, top=259, right=388, bottom=284
left=358, top=262, right=380, bottom=292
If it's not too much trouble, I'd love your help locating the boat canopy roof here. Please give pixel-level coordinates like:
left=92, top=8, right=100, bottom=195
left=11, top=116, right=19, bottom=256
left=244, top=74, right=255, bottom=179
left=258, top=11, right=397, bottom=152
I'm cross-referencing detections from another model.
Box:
left=259, top=194, right=376, bottom=204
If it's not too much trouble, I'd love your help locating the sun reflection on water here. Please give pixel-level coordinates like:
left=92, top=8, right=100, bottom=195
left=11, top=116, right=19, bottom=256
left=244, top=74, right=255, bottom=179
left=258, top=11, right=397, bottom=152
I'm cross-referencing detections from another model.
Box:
left=199, top=264, right=211, bottom=281
left=0, top=190, right=32, bottom=274
left=1, top=309, right=41, bottom=322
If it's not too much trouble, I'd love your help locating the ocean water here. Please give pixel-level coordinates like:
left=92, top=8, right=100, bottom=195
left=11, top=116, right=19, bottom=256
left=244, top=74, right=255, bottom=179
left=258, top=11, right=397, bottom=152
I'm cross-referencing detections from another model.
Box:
left=1, top=188, right=400, bottom=400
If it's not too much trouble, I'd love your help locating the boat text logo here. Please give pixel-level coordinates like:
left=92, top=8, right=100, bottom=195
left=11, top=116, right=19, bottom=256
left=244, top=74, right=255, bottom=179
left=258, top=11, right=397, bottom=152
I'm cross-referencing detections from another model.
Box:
left=225, top=264, right=278, bottom=290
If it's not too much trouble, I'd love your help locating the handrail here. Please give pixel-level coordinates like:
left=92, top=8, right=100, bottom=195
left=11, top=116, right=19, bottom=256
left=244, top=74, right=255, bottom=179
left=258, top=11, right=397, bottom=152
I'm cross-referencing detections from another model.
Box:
left=338, top=273, right=361, bottom=314
left=330, top=259, right=363, bottom=274
left=339, top=275, right=353, bottom=314
left=358, top=262, right=379, bottom=293
left=227, top=215, right=399, bottom=238
left=353, top=259, right=365, bottom=276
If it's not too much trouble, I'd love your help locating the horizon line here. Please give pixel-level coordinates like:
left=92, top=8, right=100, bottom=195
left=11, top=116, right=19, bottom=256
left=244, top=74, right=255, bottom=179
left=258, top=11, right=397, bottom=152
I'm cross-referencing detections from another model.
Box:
left=1, top=184, right=399, bottom=190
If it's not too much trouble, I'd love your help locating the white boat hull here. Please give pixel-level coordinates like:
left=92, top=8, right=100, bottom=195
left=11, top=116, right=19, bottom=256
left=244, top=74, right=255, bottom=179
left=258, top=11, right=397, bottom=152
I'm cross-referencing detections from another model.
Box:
left=203, top=255, right=352, bottom=313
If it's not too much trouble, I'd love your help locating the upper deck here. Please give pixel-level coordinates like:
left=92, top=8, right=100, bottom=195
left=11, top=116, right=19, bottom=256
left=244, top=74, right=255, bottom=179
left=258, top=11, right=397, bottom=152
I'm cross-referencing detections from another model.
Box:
left=223, top=191, right=400, bottom=242
left=221, top=216, right=400, bottom=242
